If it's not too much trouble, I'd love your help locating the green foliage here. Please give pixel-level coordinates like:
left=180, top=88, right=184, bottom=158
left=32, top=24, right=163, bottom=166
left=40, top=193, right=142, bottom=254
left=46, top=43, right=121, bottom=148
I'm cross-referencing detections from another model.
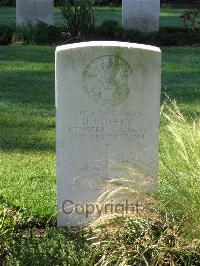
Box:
left=159, top=101, right=200, bottom=238
left=0, top=6, right=199, bottom=46
left=0, top=204, right=26, bottom=262
left=181, top=10, right=200, bottom=32
left=0, top=6, right=194, bottom=29
left=90, top=216, right=200, bottom=265
left=59, top=0, right=95, bottom=35
left=95, top=20, right=124, bottom=39
left=0, top=25, right=14, bottom=45
left=0, top=0, right=15, bottom=7
left=94, top=0, right=121, bottom=6
left=156, top=27, right=200, bottom=46
left=0, top=205, right=14, bottom=260
left=0, top=204, right=95, bottom=265
left=1, top=208, right=200, bottom=265
left=15, top=22, right=67, bottom=45
left=5, top=227, right=96, bottom=266
left=94, top=21, right=200, bottom=46
left=3, top=21, right=198, bottom=46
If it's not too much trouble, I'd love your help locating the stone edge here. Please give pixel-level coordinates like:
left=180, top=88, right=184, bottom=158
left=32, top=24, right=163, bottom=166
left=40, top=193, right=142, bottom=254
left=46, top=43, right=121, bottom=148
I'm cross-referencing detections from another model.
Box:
left=56, top=41, right=161, bottom=53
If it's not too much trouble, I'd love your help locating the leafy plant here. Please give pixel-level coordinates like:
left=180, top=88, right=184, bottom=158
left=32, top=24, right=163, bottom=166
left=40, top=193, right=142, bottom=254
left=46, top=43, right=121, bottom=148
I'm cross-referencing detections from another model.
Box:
left=16, top=22, right=68, bottom=45
left=95, top=20, right=124, bottom=39
left=59, top=0, right=95, bottom=35
left=181, top=10, right=200, bottom=32
left=0, top=204, right=21, bottom=261
left=5, top=227, right=97, bottom=265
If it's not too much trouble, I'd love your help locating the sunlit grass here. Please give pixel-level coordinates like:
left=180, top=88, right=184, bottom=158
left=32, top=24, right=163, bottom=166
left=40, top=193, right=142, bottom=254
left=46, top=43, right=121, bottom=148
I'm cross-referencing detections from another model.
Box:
left=89, top=102, right=200, bottom=240
left=159, top=100, right=200, bottom=238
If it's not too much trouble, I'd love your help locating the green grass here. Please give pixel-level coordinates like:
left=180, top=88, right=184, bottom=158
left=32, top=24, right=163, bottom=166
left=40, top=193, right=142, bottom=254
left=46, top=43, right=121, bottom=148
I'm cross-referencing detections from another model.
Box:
left=0, top=6, right=188, bottom=28
left=1, top=204, right=200, bottom=265
left=159, top=102, right=200, bottom=238
left=0, top=40, right=200, bottom=263
left=0, top=45, right=56, bottom=220
left=0, top=45, right=199, bottom=222
left=162, top=47, right=200, bottom=116
left=94, top=7, right=185, bottom=27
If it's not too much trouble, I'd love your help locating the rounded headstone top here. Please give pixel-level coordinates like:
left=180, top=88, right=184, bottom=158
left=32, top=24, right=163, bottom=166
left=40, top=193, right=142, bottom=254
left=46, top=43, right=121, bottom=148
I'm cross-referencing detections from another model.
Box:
left=56, top=41, right=161, bottom=53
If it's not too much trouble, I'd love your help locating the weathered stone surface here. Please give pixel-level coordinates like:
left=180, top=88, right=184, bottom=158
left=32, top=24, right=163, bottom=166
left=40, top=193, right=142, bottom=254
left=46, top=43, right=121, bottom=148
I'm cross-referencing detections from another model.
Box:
left=56, top=41, right=161, bottom=226
left=122, top=0, right=160, bottom=32
left=16, top=0, right=54, bottom=26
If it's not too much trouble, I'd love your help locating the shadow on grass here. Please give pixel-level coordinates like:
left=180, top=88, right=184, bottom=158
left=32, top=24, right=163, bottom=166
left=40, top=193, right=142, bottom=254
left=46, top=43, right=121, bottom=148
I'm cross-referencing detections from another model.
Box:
left=0, top=70, right=55, bottom=106
left=0, top=120, right=55, bottom=152
left=161, top=70, right=200, bottom=115
left=0, top=70, right=55, bottom=152
left=0, top=45, right=55, bottom=64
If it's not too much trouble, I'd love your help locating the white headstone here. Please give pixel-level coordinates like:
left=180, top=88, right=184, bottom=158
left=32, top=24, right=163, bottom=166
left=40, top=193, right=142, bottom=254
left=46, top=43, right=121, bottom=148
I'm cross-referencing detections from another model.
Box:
left=56, top=41, right=161, bottom=226
left=16, top=0, right=54, bottom=26
left=122, top=0, right=160, bottom=32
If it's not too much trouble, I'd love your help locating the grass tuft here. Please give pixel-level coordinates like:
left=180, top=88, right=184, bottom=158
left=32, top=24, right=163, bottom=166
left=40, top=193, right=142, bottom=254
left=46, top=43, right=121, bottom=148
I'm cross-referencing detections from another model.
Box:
left=159, top=101, right=200, bottom=238
left=88, top=215, right=200, bottom=266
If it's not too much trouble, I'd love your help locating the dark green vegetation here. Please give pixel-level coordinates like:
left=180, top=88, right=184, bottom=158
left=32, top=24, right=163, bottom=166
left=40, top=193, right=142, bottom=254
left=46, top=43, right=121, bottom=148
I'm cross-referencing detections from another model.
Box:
left=1, top=207, right=200, bottom=265
left=1, top=7, right=199, bottom=46
left=0, top=6, right=200, bottom=47
left=59, top=0, right=95, bottom=35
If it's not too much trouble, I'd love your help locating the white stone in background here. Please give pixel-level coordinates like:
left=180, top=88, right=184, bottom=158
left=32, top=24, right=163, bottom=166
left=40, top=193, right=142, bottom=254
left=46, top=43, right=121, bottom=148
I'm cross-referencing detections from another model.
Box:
left=16, top=0, right=54, bottom=26
left=56, top=41, right=161, bottom=226
left=122, top=0, right=160, bottom=32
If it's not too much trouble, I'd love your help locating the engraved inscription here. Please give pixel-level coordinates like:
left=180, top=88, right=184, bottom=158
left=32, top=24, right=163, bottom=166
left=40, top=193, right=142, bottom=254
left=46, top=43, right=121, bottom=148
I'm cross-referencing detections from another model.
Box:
left=84, top=56, right=132, bottom=106
left=68, top=110, right=147, bottom=140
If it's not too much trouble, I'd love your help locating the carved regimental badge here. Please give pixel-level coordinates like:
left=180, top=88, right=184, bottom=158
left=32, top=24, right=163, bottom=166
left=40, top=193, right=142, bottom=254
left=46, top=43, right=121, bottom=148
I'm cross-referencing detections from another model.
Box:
left=84, top=56, right=132, bottom=106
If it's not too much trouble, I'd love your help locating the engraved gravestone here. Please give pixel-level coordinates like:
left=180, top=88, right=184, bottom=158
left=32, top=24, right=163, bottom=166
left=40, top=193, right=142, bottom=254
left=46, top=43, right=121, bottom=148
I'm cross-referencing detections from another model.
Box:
left=122, top=0, right=160, bottom=32
left=56, top=41, right=161, bottom=226
left=16, top=0, right=54, bottom=26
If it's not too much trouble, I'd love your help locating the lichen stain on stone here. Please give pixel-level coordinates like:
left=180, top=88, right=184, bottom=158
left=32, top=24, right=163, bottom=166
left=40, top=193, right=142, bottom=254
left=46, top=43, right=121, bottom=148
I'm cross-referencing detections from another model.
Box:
left=111, top=48, right=131, bottom=103
left=83, top=54, right=132, bottom=106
